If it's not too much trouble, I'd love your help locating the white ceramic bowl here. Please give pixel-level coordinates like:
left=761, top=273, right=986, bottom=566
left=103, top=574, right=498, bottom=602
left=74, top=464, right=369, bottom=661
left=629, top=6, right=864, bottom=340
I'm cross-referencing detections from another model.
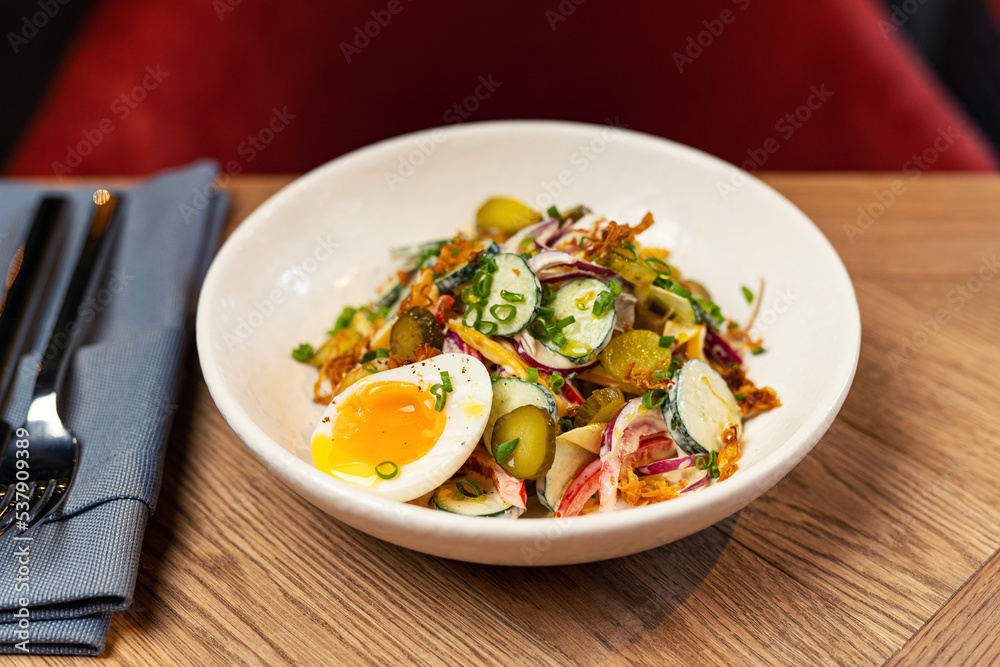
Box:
left=196, top=121, right=860, bottom=566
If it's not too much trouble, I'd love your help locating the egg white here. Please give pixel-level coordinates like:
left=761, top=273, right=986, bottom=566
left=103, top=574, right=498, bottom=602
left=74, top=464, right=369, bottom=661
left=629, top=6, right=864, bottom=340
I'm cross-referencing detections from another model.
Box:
left=311, top=353, right=492, bottom=502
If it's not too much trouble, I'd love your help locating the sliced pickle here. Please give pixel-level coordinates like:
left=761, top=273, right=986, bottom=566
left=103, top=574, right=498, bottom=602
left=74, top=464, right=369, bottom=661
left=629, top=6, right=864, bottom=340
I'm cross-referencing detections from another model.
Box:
left=390, top=307, right=444, bottom=358
left=491, top=405, right=556, bottom=480
left=573, top=387, right=626, bottom=428
left=598, top=329, right=674, bottom=394
left=475, top=197, right=540, bottom=235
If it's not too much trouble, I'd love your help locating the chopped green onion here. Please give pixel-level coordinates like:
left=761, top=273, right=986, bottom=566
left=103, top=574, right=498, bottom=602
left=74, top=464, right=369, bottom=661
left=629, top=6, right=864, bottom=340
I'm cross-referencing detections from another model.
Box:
left=476, top=320, right=498, bottom=336
left=430, top=383, right=448, bottom=411
left=551, top=332, right=568, bottom=347
left=462, top=306, right=482, bottom=328
left=644, top=257, right=672, bottom=275
left=330, top=306, right=357, bottom=334
left=546, top=205, right=560, bottom=220
left=376, top=348, right=390, bottom=358
left=472, top=270, right=493, bottom=298
left=360, top=350, right=377, bottom=363
left=440, top=371, right=453, bottom=393
left=362, top=363, right=377, bottom=373
left=576, top=300, right=588, bottom=311
left=652, top=274, right=672, bottom=290
left=695, top=451, right=720, bottom=478
left=494, top=437, right=520, bottom=463
left=741, top=285, right=754, bottom=303
left=528, top=318, right=549, bottom=340
left=669, top=282, right=691, bottom=299
left=659, top=335, right=675, bottom=349
left=490, top=372, right=501, bottom=381
left=375, top=461, right=399, bottom=480
left=541, top=285, right=557, bottom=305
left=460, top=288, right=480, bottom=305
left=526, top=368, right=539, bottom=384
left=608, top=280, right=622, bottom=297
left=501, top=290, right=525, bottom=302
left=549, top=373, right=565, bottom=394
left=734, top=392, right=746, bottom=401
left=489, top=304, right=517, bottom=323
left=612, top=242, right=638, bottom=262
left=291, top=343, right=313, bottom=363
left=558, top=417, right=574, bottom=432
left=641, top=389, right=667, bottom=409
left=567, top=372, right=578, bottom=382
left=553, top=315, right=576, bottom=330
left=455, top=479, right=483, bottom=498
left=478, top=255, right=498, bottom=273
left=579, top=236, right=593, bottom=250
left=520, top=236, right=536, bottom=246
left=450, top=247, right=461, bottom=256
left=592, top=291, right=614, bottom=317
left=751, top=347, right=766, bottom=355
left=654, top=369, right=672, bottom=380
left=538, top=306, right=555, bottom=320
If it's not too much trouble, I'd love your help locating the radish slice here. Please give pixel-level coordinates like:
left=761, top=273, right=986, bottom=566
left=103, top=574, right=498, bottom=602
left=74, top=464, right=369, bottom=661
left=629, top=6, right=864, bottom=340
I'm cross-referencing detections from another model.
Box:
left=598, top=399, right=669, bottom=512
left=514, top=332, right=597, bottom=374
left=443, top=331, right=481, bottom=360
left=705, top=329, right=743, bottom=366
left=464, top=445, right=527, bottom=509
left=635, top=453, right=703, bottom=476
left=556, top=458, right=602, bottom=518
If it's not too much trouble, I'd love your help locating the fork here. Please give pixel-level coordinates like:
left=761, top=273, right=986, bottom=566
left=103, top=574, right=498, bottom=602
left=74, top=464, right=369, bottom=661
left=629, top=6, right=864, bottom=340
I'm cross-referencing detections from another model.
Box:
left=0, top=194, right=123, bottom=536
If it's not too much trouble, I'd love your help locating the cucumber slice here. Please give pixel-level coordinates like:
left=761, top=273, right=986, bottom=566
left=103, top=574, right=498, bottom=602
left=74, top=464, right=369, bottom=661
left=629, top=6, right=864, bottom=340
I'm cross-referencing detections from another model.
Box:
left=662, top=359, right=742, bottom=455
left=476, top=253, right=541, bottom=336
left=542, top=278, right=616, bottom=362
left=484, top=377, right=557, bottom=451
left=537, top=438, right=597, bottom=513
left=434, top=241, right=500, bottom=294
left=432, top=478, right=524, bottom=517
left=644, top=285, right=697, bottom=325
left=374, top=282, right=404, bottom=311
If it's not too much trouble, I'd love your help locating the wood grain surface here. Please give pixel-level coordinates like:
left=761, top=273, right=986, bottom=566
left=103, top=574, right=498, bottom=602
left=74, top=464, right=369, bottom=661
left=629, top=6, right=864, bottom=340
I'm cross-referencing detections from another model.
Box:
left=12, top=174, right=1000, bottom=666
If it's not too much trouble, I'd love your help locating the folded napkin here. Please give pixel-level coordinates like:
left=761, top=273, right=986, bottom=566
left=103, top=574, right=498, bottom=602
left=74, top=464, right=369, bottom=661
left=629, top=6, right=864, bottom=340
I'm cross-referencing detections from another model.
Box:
left=0, top=161, right=227, bottom=655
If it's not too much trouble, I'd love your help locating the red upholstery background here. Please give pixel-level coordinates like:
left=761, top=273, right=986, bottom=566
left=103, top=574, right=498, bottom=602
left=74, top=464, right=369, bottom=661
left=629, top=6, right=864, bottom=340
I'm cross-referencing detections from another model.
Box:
left=7, top=0, right=997, bottom=177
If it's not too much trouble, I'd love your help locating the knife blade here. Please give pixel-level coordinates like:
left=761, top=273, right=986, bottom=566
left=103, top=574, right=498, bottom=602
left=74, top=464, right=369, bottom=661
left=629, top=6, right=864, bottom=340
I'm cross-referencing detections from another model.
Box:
left=0, top=197, right=64, bottom=445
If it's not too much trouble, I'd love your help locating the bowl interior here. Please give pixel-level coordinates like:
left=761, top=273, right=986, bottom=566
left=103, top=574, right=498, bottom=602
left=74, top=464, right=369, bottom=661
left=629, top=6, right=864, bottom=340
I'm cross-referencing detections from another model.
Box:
left=197, top=121, right=859, bottom=564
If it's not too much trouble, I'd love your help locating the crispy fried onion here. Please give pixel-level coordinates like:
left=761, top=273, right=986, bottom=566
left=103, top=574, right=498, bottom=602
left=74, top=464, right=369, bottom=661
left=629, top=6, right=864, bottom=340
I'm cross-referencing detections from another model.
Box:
left=725, top=326, right=764, bottom=354
left=716, top=363, right=781, bottom=417
left=717, top=424, right=740, bottom=481
left=314, top=345, right=363, bottom=404
left=398, top=268, right=440, bottom=314
left=621, top=362, right=671, bottom=393
left=431, top=236, right=483, bottom=275
left=617, top=459, right=685, bottom=506
left=328, top=345, right=442, bottom=398
left=581, top=212, right=655, bottom=261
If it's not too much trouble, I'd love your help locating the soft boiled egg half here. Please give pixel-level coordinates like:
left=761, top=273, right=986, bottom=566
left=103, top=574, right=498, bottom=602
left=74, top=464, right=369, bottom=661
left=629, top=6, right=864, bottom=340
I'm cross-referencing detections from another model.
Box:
left=311, top=353, right=492, bottom=502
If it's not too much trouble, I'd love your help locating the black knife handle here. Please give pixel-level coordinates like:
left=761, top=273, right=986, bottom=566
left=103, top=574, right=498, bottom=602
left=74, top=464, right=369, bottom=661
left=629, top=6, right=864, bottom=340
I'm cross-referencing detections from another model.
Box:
left=0, top=196, right=63, bottom=407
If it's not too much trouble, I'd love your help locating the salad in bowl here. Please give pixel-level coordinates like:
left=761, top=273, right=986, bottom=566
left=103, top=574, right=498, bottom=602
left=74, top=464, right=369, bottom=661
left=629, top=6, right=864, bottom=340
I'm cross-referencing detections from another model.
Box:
left=294, top=197, right=780, bottom=519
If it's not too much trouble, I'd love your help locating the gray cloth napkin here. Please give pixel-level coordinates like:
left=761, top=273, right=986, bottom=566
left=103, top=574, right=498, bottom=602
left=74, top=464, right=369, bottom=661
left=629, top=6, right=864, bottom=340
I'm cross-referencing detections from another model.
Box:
left=0, top=161, right=227, bottom=655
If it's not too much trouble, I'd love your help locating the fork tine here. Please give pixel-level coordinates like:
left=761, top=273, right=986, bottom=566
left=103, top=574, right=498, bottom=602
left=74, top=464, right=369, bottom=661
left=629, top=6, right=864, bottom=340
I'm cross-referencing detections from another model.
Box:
left=23, top=480, right=68, bottom=534
left=0, top=481, right=41, bottom=537
left=0, top=481, right=32, bottom=527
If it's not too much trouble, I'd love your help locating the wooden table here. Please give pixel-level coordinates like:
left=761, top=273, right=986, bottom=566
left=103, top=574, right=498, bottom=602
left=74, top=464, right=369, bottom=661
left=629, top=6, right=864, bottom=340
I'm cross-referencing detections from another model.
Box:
left=17, top=174, right=1000, bottom=666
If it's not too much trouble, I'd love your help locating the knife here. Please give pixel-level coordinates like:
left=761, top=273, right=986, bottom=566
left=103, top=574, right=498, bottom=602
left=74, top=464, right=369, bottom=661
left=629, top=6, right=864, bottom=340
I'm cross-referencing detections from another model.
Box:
left=0, top=197, right=64, bottom=442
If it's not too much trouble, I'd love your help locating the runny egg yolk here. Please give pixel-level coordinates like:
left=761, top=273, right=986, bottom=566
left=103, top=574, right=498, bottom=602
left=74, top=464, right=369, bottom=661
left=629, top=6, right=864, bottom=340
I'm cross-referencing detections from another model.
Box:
left=312, top=381, right=447, bottom=479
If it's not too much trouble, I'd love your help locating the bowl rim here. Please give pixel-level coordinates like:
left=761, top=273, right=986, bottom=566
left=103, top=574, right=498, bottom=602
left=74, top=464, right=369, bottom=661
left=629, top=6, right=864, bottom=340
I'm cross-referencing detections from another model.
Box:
left=196, top=119, right=861, bottom=542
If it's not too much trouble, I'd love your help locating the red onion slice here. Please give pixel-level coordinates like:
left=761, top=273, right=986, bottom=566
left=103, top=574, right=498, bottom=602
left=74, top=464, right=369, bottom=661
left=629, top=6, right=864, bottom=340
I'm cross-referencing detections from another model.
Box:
left=705, top=329, right=743, bottom=366
left=514, top=332, right=596, bottom=374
